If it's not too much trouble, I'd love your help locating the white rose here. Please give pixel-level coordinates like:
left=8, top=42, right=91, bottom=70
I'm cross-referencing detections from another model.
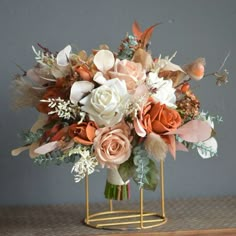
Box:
left=146, top=72, right=176, bottom=108
left=80, top=78, right=129, bottom=127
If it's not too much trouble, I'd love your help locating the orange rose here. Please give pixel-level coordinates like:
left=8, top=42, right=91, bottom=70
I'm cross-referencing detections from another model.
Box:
left=149, top=103, right=182, bottom=133
left=136, top=100, right=182, bottom=136
left=75, top=65, right=93, bottom=81
left=69, top=121, right=97, bottom=145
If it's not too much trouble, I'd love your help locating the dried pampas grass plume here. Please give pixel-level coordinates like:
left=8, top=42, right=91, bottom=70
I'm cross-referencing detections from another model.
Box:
left=11, top=74, right=44, bottom=109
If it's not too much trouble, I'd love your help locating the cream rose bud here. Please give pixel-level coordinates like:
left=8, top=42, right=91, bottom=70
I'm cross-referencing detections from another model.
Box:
left=94, top=122, right=132, bottom=168
left=146, top=72, right=176, bottom=108
left=80, top=78, right=129, bottom=127
left=109, top=59, right=146, bottom=93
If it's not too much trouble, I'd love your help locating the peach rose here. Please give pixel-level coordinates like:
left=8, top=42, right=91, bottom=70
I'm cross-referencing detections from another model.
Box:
left=69, top=121, right=97, bottom=145
left=149, top=103, right=182, bottom=134
left=93, top=122, right=132, bottom=168
left=134, top=98, right=154, bottom=137
left=109, top=59, right=146, bottom=92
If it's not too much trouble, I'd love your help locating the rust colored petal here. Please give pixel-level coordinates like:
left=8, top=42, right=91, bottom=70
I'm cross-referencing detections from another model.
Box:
left=149, top=102, right=163, bottom=122
left=74, top=136, right=93, bottom=145
left=68, top=124, right=78, bottom=138
left=86, top=121, right=97, bottom=141
left=41, top=123, right=62, bottom=143
left=75, top=125, right=87, bottom=140
left=152, top=120, right=169, bottom=133
left=69, top=122, right=97, bottom=146
left=51, top=126, right=69, bottom=141
left=76, top=66, right=93, bottom=81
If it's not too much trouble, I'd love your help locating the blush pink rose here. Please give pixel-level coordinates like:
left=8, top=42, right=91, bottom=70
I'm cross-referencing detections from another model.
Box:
left=93, top=121, right=132, bottom=168
left=109, top=59, right=146, bottom=92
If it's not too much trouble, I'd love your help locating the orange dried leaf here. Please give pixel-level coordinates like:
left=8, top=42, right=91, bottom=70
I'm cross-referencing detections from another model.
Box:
left=132, top=21, right=142, bottom=40
left=140, top=23, right=160, bottom=49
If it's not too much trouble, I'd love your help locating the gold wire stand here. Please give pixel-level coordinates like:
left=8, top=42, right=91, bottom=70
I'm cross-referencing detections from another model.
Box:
left=84, top=160, right=167, bottom=230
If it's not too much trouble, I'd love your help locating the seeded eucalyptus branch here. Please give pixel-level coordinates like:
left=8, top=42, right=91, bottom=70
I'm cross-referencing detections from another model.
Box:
left=20, top=129, right=44, bottom=145
left=34, top=150, right=77, bottom=166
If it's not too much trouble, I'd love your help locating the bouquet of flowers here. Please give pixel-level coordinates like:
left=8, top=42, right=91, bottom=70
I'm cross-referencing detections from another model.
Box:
left=12, top=22, right=228, bottom=200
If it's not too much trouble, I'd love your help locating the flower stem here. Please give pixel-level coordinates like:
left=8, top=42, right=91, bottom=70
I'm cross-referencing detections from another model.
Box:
left=104, top=180, right=130, bottom=200
left=104, top=168, right=130, bottom=200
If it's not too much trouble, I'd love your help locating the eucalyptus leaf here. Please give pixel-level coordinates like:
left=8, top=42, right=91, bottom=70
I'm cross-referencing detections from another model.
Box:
left=133, top=158, right=158, bottom=191
left=143, top=159, right=159, bottom=191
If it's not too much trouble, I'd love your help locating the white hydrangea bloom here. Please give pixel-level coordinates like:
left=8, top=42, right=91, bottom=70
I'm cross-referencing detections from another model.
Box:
left=146, top=72, right=176, bottom=108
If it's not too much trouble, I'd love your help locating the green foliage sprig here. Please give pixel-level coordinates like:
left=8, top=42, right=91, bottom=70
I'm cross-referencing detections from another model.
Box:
left=34, top=150, right=78, bottom=166
left=20, top=129, right=44, bottom=145
left=176, top=136, right=217, bottom=157
left=119, top=144, right=159, bottom=191
left=118, top=35, right=138, bottom=60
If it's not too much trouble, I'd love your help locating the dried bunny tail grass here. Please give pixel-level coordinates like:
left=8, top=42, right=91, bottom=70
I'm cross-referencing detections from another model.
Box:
left=11, top=74, right=45, bottom=109
left=144, top=132, right=168, bottom=161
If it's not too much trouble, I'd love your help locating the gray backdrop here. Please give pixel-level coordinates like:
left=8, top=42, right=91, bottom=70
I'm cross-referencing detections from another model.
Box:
left=0, top=0, right=235, bottom=206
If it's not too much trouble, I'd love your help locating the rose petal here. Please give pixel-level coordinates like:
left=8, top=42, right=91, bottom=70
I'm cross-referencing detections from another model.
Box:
left=134, top=117, right=146, bottom=137
left=74, top=136, right=93, bottom=145
left=70, top=81, right=94, bottom=104
left=93, top=49, right=115, bottom=73
left=166, top=120, right=212, bottom=143
left=152, top=120, right=168, bottom=133
left=34, top=141, right=58, bottom=154
left=56, top=45, right=71, bottom=66
left=86, top=122, right=97, bottom=141
left=133, top=84, right=149, bottom=98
